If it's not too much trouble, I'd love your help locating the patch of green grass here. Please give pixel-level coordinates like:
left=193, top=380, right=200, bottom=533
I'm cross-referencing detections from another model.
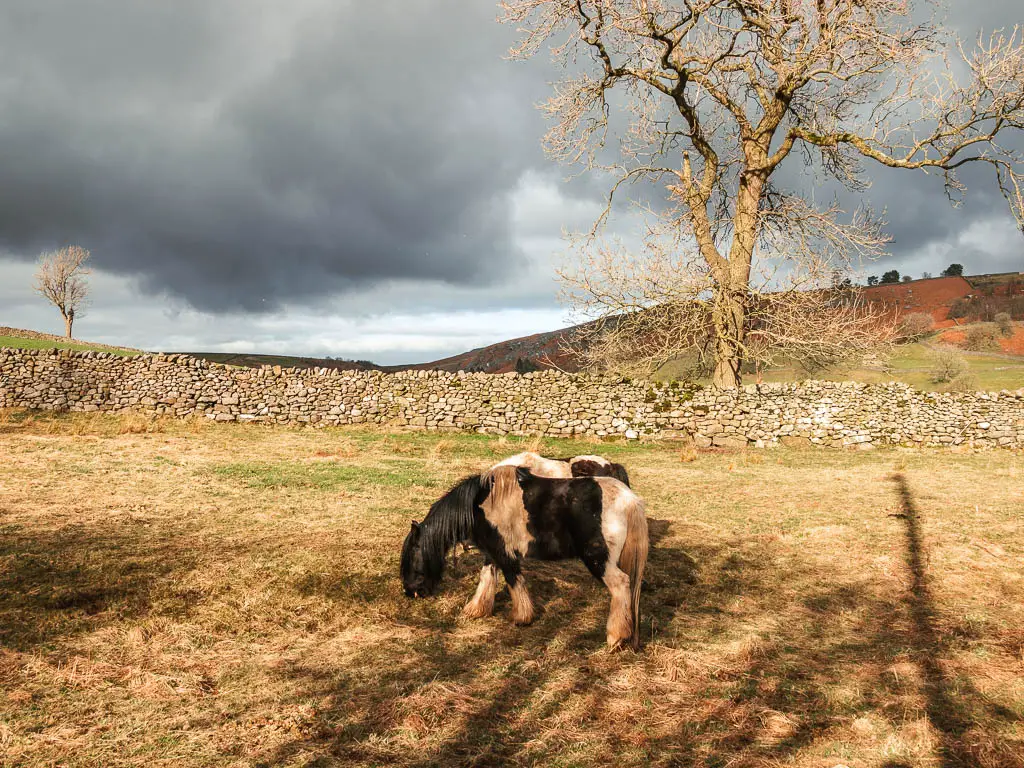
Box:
left=0, top=335, right=139, bottom=356
left=655, top=341, right=1024, bottom=391
left=210, top=460, right=439, bottom=490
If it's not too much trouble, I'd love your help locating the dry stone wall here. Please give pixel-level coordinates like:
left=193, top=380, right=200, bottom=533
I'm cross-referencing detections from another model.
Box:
left=3, top=347, right=1024, bottom=449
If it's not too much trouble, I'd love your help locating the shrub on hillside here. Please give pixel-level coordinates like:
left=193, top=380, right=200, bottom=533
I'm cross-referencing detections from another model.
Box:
left=929, top=348, right=969, bottom=383
left=994, top=312, right=1014, bottom=337
left=975, top=298, right=1002, bottom=322
left=963, top=324, right=1001, bottom=351
left=948, top=297, right=971, bottom=319
left=945, top=371, right=979, bottom=392
left=898, top=312, right=934, bottom=342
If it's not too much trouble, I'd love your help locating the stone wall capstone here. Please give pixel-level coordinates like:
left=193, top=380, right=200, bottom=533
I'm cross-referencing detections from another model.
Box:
left=2, top=347, right=1023, bottom=449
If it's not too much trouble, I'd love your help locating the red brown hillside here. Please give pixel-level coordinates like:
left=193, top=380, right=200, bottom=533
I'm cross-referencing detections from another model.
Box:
left=861, top=276, right=974, bottom=328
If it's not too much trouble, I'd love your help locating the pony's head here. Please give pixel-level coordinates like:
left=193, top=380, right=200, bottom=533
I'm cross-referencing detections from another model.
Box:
left=570, top=456, right=631, bottom=487
left=400, top=520, right=443, bottom=598
left=400, top=473, right=486, bottom=598
left=608, top=462, right=630, bottom=487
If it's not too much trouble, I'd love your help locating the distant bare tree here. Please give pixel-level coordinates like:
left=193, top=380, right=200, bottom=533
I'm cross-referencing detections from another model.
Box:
left=34, top=245, right=91, bottom=339
left=501, top=1, right=1024, bottom=386
left=898, top=312, right=935, bottom=342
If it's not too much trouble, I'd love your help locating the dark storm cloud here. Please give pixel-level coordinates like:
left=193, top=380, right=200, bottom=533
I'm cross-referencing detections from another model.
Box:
left=0, top=0, right=1019, bottom=323
left=0, top=0, right=552, bottom=311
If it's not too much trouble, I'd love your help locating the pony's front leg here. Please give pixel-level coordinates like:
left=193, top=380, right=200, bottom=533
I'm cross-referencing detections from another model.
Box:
left=602, top=564, right=633, bottom=649
left=463, top=563, right=498, bottom=619
left=503, top=566, right=535, bottom=626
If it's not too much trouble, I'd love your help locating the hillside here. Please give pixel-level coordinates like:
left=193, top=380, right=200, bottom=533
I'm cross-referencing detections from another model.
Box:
left=397, top=324, right=587, bottom=374
left=416, top=275, right=1023, bottom=374
left=0, top=327, right=142, bottom=356
left=860, top=276, right=974, bottom=326
left=185, top=324, right=591, bottom=374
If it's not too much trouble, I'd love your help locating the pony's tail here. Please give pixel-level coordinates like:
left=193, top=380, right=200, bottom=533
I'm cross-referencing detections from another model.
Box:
left=618, top=494, right=649, bottom=651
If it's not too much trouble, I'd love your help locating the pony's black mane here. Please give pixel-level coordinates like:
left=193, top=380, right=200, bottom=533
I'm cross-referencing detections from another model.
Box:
left=417, top=473, right=487, bottom=573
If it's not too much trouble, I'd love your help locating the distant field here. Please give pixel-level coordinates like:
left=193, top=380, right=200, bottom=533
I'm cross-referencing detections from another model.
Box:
left=656, top=335, right=1024, bottom=392
left=0, top=327, right=141, bottom=356
left=1, top=413, right=1022, bottom=767
left=759, top=342, right=1024, bottom=392
left=4, top=322, right=1023, bottom=390
left=181, top=351, right=380, bottom=371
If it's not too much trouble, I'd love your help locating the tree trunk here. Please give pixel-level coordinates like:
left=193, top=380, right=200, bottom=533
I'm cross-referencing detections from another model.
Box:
left=711, top=355, right=742, bottom=388
left=710, top=166, right=764, bottom=389
left=710, top=287, right=745, bottom=388
left=63, top=313, right=73, bottom=339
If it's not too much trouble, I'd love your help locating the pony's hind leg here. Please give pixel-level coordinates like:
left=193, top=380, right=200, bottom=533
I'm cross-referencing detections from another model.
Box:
left=602, top=564, right=633, bottom=649
left=463, top=563, right=499, bottom=619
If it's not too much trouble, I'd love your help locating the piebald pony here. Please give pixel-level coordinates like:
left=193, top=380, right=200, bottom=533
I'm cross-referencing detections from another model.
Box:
left=400, top=465, right=648, bottom=650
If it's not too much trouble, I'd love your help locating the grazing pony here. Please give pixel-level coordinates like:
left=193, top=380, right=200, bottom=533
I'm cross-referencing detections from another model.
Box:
left=493, top=451, right=631, bottom=487
left=400, top=466, right=648, bottom=650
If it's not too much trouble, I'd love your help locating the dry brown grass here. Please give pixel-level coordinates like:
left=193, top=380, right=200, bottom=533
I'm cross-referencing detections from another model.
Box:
left=1, top=411, right=1022, bottom=767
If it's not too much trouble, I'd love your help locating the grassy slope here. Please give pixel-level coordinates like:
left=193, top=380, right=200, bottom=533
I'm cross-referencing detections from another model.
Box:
left=1, top=412, right=1022, bottom=767
left=182, top=352, right=381, bottom=372
left=0, top=334, right=140, bottom=357
left=758, top=342, right=1024, bottom=391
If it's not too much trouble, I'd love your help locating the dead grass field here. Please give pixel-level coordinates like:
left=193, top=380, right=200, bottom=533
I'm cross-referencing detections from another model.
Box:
left=1, top=411, right=1022, bottom=768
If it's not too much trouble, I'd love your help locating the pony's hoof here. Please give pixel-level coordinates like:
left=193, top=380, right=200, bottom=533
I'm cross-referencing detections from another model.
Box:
left=462, top=603, right=492, bottom=620
left=606, top=632, right=633, bottom=650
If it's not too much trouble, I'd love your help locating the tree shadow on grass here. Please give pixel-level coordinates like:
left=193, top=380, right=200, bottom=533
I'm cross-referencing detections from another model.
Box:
left=879, top=473, right=1023, bottom=768
left=0, top=522, right=205, bottom=651
left=261, top=559, right=607, bottom=767
left=643, top=475, right=1023, bottom=768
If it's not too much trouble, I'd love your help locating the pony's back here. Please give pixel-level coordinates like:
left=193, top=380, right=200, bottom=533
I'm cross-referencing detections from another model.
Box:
left=492, top=452, right=573, bottom=478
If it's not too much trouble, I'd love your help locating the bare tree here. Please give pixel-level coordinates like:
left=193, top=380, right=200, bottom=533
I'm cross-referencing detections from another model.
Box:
left=898, top=311, right=935, bottom=342
left=500, top=1, right=1024, bottom=386
left=34, top=245, right=91, bottom=339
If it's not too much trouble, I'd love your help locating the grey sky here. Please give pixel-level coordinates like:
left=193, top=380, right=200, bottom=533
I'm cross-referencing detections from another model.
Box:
left=0, top=1, right=1021, bottom=362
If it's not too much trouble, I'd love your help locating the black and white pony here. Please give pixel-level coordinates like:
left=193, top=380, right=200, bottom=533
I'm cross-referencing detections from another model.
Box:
left=448, top=452, right=629, bottom=563
left=400, top=465, right=648, bottom=650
